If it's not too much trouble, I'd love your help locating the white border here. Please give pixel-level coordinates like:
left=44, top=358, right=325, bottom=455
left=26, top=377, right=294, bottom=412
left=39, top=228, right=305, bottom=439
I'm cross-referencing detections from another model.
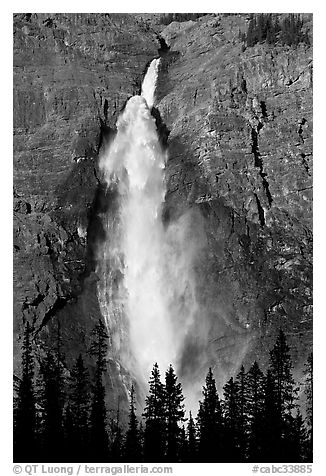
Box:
left=3, top=2, right=323, bottom=474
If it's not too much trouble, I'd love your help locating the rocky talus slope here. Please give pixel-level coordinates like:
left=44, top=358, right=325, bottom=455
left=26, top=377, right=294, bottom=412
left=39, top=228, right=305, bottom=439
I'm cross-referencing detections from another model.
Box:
left=13, top=13, right=312, bottom=407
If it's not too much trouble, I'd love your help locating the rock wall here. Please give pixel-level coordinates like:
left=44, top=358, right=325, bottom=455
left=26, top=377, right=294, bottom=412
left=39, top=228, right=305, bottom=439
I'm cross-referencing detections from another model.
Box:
left=156, top=14, right=312, bottom=381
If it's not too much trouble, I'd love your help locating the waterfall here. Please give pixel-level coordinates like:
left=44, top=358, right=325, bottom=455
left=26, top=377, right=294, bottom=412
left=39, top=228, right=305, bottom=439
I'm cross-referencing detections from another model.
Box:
left=141, top=58, right=161, bottom=109
left=97, top=59, right=201, bottom=398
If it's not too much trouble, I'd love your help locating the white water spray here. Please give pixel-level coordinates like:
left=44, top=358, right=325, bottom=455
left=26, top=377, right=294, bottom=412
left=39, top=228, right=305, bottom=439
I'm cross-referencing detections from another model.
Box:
left=97, top=59, right=202, bottom=398
left=141, top=58, right=161, bottom=109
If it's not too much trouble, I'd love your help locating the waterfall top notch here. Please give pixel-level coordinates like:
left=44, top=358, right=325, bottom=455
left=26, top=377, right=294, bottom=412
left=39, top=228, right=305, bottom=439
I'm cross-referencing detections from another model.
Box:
left=141, top=58, right=161, bottom=109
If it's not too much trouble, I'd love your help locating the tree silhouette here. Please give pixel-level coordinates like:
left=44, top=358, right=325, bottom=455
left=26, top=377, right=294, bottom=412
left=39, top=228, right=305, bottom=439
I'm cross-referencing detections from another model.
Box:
left=304, top=352, right=313, bottom=461
left=124, top=385, right=142, bottom=462
left=13, top=320, right=310, bottom=464
left=186, top=411, right=197, bottom=462
left=269, top=329, right=298, bottom=419
left=138, top=421, right=145, bottom=459
left=89, top=319, right=109, bottom=461
left=14, top=322, right=37, bottom=462
left=39, top=322, right=66, bottom=461
left=65, top=354, right=90, bottom=461
left=197, top=367, right=223, bottom=462
left=143, top=363, right=166, bottom=461
left=39, top=351, right=65, bottom=462
left=246, top=361, right=265, bottom=462
left=235, top=365, right=249, bottom=460
left=178, top=425, right=188, bottom=462
left=165, top=364, right=185, bottom=461
left=261, top=369, right=281, bottom=461
left=283, top=410, right=308, bottom=462
left=89, top=319, right=108, bottom=375
left=223, top=376, right=241, bottom=461
left=110, top=404, right=123, bottom=462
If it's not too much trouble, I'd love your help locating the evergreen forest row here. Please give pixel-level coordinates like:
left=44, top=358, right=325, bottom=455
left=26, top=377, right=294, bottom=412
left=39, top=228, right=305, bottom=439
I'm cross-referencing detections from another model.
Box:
left=14, top=322, right=312, bottom=463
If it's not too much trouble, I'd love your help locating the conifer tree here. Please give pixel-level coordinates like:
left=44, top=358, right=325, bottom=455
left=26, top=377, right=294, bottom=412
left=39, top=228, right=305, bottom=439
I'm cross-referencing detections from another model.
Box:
left=235, top=365, right=248, bottom=460
left=283, top=410, right=307, bottom=462
left=165, top=364, right=185, bottom=461
left=110, top=404, right=123, bottom=462
left=89, top=319, right=108, bottom=375
left=245, top=13, right=309, bottom=48
left=261, top=369, right=281, bottom=461
left=178, top=425, right=188, bottom=462
left=223, top=376, right=241, bottom=461
left=138, top=421, right=145, bottom=460
left=269, top=329, right=298, bottom=418
left=304, top=352, right=313, bottom=461
left=186, top=411, right=197, bottom=462
left=38, top=322, right=66, bottom=461
left=197, top=367, right=223, bottom=462
left=14, top=322, right=37, bottom=462
left=124, top=385, right=142, bottom=462
left=265, top=331, right=302, bottom=462
left=143, top=363, right=166, bottom=462
left=66, top=354, right=90, bottom=461
left=39, top=350, right=65, bottom=462
left=246, top=361, right=265, bottom=462
left=63, top=403, right=74, bottom=462
left=89, top=319, right=109, bottom=461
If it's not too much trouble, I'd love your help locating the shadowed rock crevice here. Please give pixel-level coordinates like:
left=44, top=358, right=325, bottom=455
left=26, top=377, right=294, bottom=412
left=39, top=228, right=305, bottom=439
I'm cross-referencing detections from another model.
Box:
left=35, top=296, right=70, bottom=336
left=151, top=106, right=170, bottom=149
left=301, top=153, right=311, bottom=176
left=157, top=34, right=170, bottom=56
left=98, top=121, right=116, bottom=153
left=254, top=193, right=265, bottom=227
left=251, top=126, right=273, bottom=209
left=80, top=181, right=120, bottom=282
left=297, top=117, right=307, bottom=144
left=260, top=100, right=268, bottom=118
left=22, top=293, right=45, bottom=310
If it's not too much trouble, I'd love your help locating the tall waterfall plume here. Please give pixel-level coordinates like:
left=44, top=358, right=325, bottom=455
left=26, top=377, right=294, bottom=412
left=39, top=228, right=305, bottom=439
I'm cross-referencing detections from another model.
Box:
left=97, top=59, right=203, bottom=405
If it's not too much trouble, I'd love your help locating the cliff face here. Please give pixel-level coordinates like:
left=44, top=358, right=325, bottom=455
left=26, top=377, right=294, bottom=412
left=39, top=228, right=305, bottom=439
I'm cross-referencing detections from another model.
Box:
left=157, top=14, right=312, bottom=378
left=13, top=13, right=312, bottom=403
